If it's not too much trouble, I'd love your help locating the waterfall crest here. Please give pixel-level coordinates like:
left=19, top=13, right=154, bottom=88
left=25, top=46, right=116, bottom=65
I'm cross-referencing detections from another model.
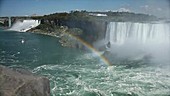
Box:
left=105, top=22, right=170, bottom=45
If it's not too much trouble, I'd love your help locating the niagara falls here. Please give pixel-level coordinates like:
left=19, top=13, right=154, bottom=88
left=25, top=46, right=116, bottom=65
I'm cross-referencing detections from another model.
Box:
left=0, top=0, right=170, bottom=96
left=104, top=22, right=170, bottom=64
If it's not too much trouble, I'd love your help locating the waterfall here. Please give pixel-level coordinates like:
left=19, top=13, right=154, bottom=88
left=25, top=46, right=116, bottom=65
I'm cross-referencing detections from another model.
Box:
left=105, top=22, right=170, bottom=63
left=8, top=17, right=11, bottom=27
left=105, top=22, right=170, bottom=45
left=9, top=20, right=40, bottom=32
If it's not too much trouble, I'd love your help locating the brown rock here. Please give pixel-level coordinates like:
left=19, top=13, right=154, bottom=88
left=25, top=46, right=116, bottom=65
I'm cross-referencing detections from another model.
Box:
left=0, top=65, right=50, bottom=96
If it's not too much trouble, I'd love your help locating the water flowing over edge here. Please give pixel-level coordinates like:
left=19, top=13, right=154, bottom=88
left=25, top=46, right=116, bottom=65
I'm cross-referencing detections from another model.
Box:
left=9, top=20, right=40, bottom=32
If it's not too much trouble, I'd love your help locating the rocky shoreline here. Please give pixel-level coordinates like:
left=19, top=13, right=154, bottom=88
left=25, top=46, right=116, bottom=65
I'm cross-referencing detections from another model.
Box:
left=28, top=25, right=85, bottom=49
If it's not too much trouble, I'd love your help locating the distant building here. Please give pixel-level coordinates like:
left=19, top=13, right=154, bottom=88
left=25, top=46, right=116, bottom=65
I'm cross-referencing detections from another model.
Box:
left=89, top=13, right=107, bottom=17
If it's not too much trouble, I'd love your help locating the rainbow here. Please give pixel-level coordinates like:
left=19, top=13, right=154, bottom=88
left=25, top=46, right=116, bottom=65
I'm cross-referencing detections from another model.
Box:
left=64, top=33, right=112, bottom=66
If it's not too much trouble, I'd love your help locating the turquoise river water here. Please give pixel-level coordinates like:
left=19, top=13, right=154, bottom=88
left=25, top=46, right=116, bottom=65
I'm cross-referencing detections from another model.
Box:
left=0, top=30, right=170, bottom=96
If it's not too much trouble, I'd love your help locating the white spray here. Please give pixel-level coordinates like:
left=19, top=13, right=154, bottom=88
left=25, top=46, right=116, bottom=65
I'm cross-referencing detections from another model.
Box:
left=9, top=20, right=40, bottom=32
left=105, top=22, right=170, bottom=64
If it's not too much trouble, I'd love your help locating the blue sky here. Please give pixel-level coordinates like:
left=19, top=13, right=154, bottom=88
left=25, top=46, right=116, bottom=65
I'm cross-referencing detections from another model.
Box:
left=0, top=0, right=169, bottom=18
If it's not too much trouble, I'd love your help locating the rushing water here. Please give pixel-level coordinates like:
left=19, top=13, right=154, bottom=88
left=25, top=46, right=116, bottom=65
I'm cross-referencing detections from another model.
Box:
left=105, top=22, right=170, bottom=64
left=0, top=30, right=170, bottom=96
left=9, top=20, right=40, bottom=32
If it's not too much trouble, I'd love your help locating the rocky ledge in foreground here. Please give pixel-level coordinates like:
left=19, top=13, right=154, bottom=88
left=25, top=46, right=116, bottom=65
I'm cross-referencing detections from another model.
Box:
left=0, top=65, right=50, bottom=96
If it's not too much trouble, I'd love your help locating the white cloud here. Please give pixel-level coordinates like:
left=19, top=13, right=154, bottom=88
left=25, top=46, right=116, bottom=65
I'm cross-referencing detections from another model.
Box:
left=157, top=8, right=162, bottom=11
left=105, top=8, right=131, bottom=12
left=140, top=4, right=169, bottom=18
left=118, top=8, right=131, bottom=12
left=140, top=5, right=151, bottom=14
left=140, top=5, right=149, bottom=10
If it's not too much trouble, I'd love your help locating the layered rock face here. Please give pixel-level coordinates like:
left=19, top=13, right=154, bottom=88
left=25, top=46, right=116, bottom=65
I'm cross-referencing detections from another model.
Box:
left=0, top=65, right=50, bottom=96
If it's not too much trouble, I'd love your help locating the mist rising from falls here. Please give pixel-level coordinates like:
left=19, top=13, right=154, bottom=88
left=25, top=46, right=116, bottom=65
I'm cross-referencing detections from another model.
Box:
left=105, top=22, right=170, bottom=64
left=9, top=20, right=40, bottom=32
